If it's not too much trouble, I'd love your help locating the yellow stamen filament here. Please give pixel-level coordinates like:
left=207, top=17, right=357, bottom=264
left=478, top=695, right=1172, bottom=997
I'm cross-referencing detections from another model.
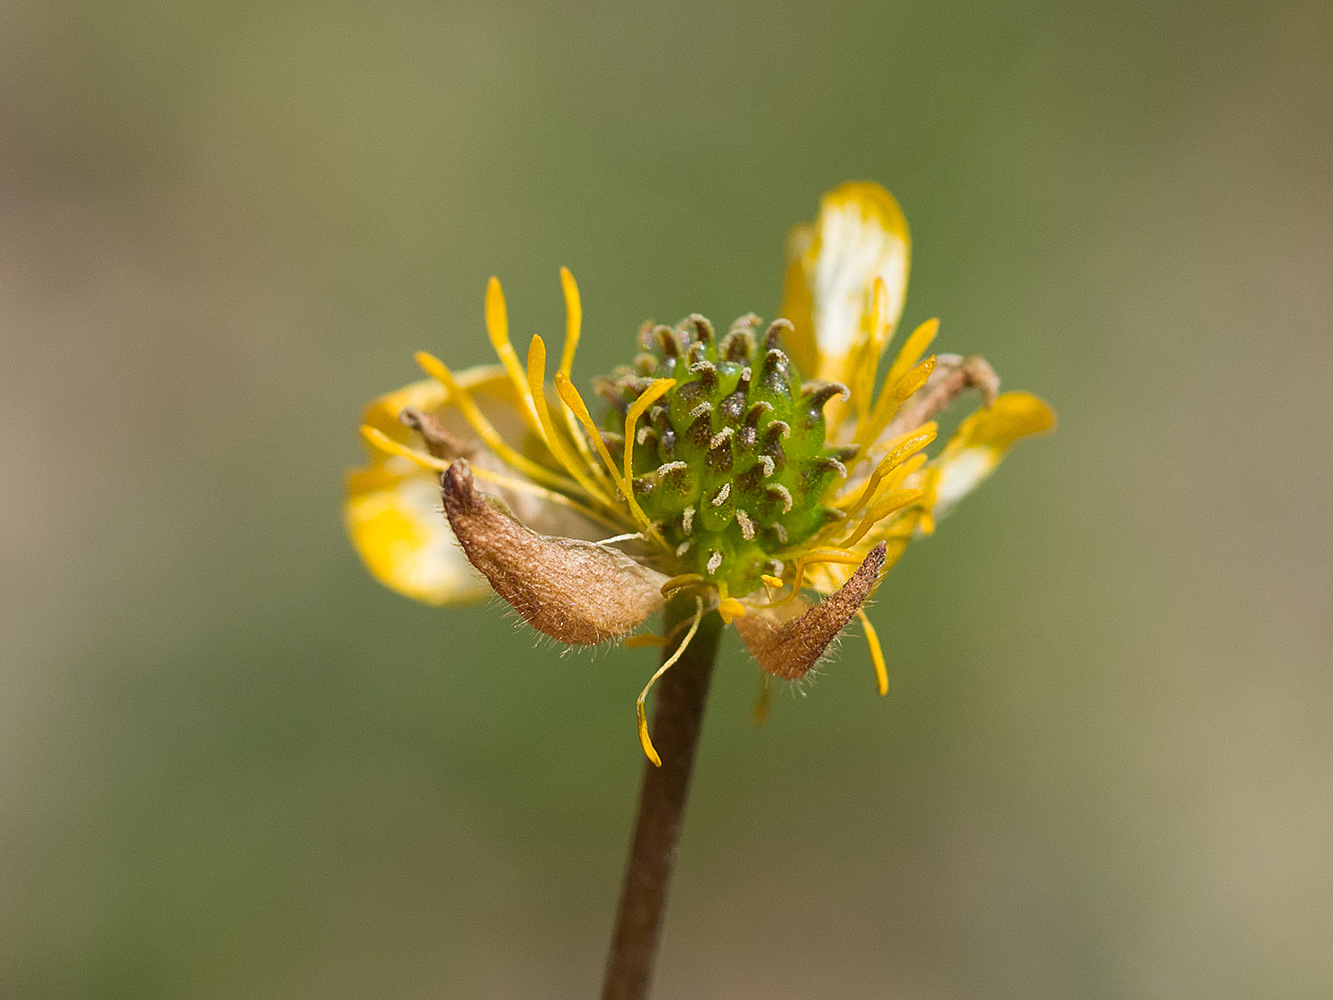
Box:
left=637, top=596, right=705, bottom=766
left=557, top=266, right=582, bottom=378
left=556, top=267, right=611, bottom=492
left=882, top=317, right=939, bottom=401
left=857, top=355, right=937, bottom=452
left=415, top=350, right=584, bottom=498
left=851, top=277, right=891, bottom=426
left=624, top=377, right=676, bottom=486
left=835, top=423, right=938, bottom=515
left=857, top=608, right=888, bottom=696
left=759, top=548, right=863, bottom=608
left=484, top=277, right=542, bottom=433
left=359, top=425, right=623, bottom=531
left=525, top=335, right=616, bottom=506
left=838, top=488, right=925, bottom=549
left=717, top=598, right=746, bottom=624
left=624, top=634, right=666, bottom=649
left=555, top=371, right=664, bottom=546
left=660, top=573, right=706, bottom=597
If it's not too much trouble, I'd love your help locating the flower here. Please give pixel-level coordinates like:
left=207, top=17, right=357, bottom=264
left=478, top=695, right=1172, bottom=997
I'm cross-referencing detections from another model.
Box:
left=345, top=181, right=1055, bottom=763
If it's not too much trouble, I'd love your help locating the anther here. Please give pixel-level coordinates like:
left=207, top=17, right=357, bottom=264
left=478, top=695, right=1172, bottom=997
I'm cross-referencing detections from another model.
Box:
left=655, top=325, right=680, bottom=357
left=676, top=540, right=693, bottom=557
left=804, top=382, right=850, bottom=411
left=707, top=550, right=724, bottom=575
left=689, top=400, right=713, bottom=420
left=758, top=455, right=775, bottom=477
left=711, top=482, right=732, bottom=507
left=709, top=427, right=734, bottom=449
left=681, top=506, right=695, bottom=533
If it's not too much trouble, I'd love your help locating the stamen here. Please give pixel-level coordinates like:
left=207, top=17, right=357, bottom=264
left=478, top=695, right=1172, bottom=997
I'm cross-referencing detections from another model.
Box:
left=681, top=506, right=695, bottom=533
left=706, top=550, right=724, bottom=575
left=359, top=424, right=623, bottom=532
left=555, top=371, right=665, bottom=547
left=485, top=277, right=542, bottom=433
left=761, top=573, right=785, bottom=590
left=839, top=488, right=925, bottom=549
left=675, top=540, right=692, bottom=557
left=710, top=482, right=731, bottom=507
left=415, top=350, right=584, bottom=497
left=525, top=335, right=617, bottom=506
left=766, top=484, right=793, bottom=513
left=718, top=598, right=746, bottom=624
left=690, top=401, right=713, bottom=420
left=759, top=456, right=776, bottom=478
left=856, top=608, right=888, bottom=696
left=624, top=377, right=677, bottom=488
left=834, top=424, right=937, bottom=515
left=557, top=267, right=582, bottom=377
left=637, top=596, right=705, bottom=766
left=857, top=354, right=938, bottom=452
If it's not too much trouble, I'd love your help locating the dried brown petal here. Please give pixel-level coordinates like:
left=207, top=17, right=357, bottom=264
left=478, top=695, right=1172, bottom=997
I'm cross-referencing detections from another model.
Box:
left=883, top=354, right=999, bottom=442
left=400, top=406, right=474, bottom=461
left=441, top=459, right=666, bottom=644
left=734, top=542, right=887, bottom=679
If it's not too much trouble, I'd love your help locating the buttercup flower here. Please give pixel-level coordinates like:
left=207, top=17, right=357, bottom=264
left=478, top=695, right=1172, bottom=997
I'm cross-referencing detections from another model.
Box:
left=345, top=182, right=1054, bottom=764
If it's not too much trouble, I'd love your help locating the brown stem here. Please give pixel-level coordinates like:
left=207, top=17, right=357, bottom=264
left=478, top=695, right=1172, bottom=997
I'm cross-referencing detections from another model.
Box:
left=601, top=594, right=724, bottom=1000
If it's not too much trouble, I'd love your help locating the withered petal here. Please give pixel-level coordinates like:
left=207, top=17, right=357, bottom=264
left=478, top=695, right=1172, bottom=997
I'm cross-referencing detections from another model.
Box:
left=734, top=542, right=887, bottom=679
left=441, top=459, right=667, bottom=644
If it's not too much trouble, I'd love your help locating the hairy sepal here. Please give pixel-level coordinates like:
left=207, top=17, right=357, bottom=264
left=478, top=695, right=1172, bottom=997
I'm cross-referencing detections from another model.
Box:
left=734, top=542, right=887, bottom=679
left=441, top=459, right=667, bottom=644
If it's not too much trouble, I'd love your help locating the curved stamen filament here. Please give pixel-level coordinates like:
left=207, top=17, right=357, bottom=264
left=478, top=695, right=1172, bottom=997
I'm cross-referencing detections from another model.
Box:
left=838, top=487, right=924, bottom=549
left=415, top=350, right=585, bottom=498
left=856, top=607, right=888, bottom=696
left=485, top=277, right=542, bottom=434
left=525, top=334, right=617, bottom=507
left=851, top=276, right=892, bottom=427
left=856, top=354, right=937, bottom=453
left=557, top=267, right=612, bottom=492
left=359, top=425, right=625, bottom=532
left=834, top=424, right=937, bottom=515
left=636, top=596, right=704, bottom=767
left=555, top=371, right=665, bottom=548
left=624, top=377, right=676, bottom=485
left=757, top=548, right=863, bottom=608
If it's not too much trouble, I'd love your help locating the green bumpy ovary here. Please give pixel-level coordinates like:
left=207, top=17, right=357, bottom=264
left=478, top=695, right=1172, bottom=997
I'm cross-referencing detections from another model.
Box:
left=603, top=316, right=852, bottom=596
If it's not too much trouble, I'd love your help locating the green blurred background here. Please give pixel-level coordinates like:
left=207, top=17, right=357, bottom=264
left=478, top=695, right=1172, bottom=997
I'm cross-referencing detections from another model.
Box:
left=2, top=1, right=1330, bottom=997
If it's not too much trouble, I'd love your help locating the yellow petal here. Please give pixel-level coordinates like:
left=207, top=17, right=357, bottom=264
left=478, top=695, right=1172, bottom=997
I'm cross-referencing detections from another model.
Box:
left=780, top=182, right=911, bottom=389
left=931, top=391, right=1057, bottom=519
left=344, top=464, right=490, bottom=605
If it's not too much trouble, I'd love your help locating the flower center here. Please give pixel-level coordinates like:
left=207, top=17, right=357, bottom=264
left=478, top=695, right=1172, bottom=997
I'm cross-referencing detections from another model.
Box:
left=598, top=314, right=852, bottom=595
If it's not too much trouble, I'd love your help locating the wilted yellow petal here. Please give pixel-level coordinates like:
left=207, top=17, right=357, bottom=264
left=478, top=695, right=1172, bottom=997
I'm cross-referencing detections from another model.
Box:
left=780, top=182, right=911, bottom=392
left=932, top=391, right=1057, bottom=519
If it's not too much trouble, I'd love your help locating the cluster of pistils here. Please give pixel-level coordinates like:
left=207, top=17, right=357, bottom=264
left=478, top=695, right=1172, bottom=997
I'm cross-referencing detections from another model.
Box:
left=603, top=313, right=853, bottom=596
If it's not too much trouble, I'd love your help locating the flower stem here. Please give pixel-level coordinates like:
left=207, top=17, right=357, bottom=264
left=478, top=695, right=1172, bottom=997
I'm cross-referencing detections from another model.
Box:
left=601, top=593, right=724, bottom=1000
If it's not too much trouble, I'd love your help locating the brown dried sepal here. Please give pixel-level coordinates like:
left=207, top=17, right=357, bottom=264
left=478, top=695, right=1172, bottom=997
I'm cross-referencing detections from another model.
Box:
left=884, top=354, right=999, bottom=441
left=441, top=459, right=666, bottom=644
left=734, top=542, right=887, bottom=679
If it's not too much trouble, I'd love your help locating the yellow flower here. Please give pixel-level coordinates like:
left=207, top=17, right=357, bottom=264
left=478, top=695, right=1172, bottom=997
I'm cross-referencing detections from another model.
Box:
left=345, top=181, right=1055, bottom=763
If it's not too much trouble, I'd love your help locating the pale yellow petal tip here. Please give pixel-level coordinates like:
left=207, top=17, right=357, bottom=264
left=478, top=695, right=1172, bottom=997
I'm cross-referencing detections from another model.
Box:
left=968, top=391, right=1058, bottom=451
left=822, top=180, right=911, bottom=243
left=343, top=477, right=490, bottom=607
